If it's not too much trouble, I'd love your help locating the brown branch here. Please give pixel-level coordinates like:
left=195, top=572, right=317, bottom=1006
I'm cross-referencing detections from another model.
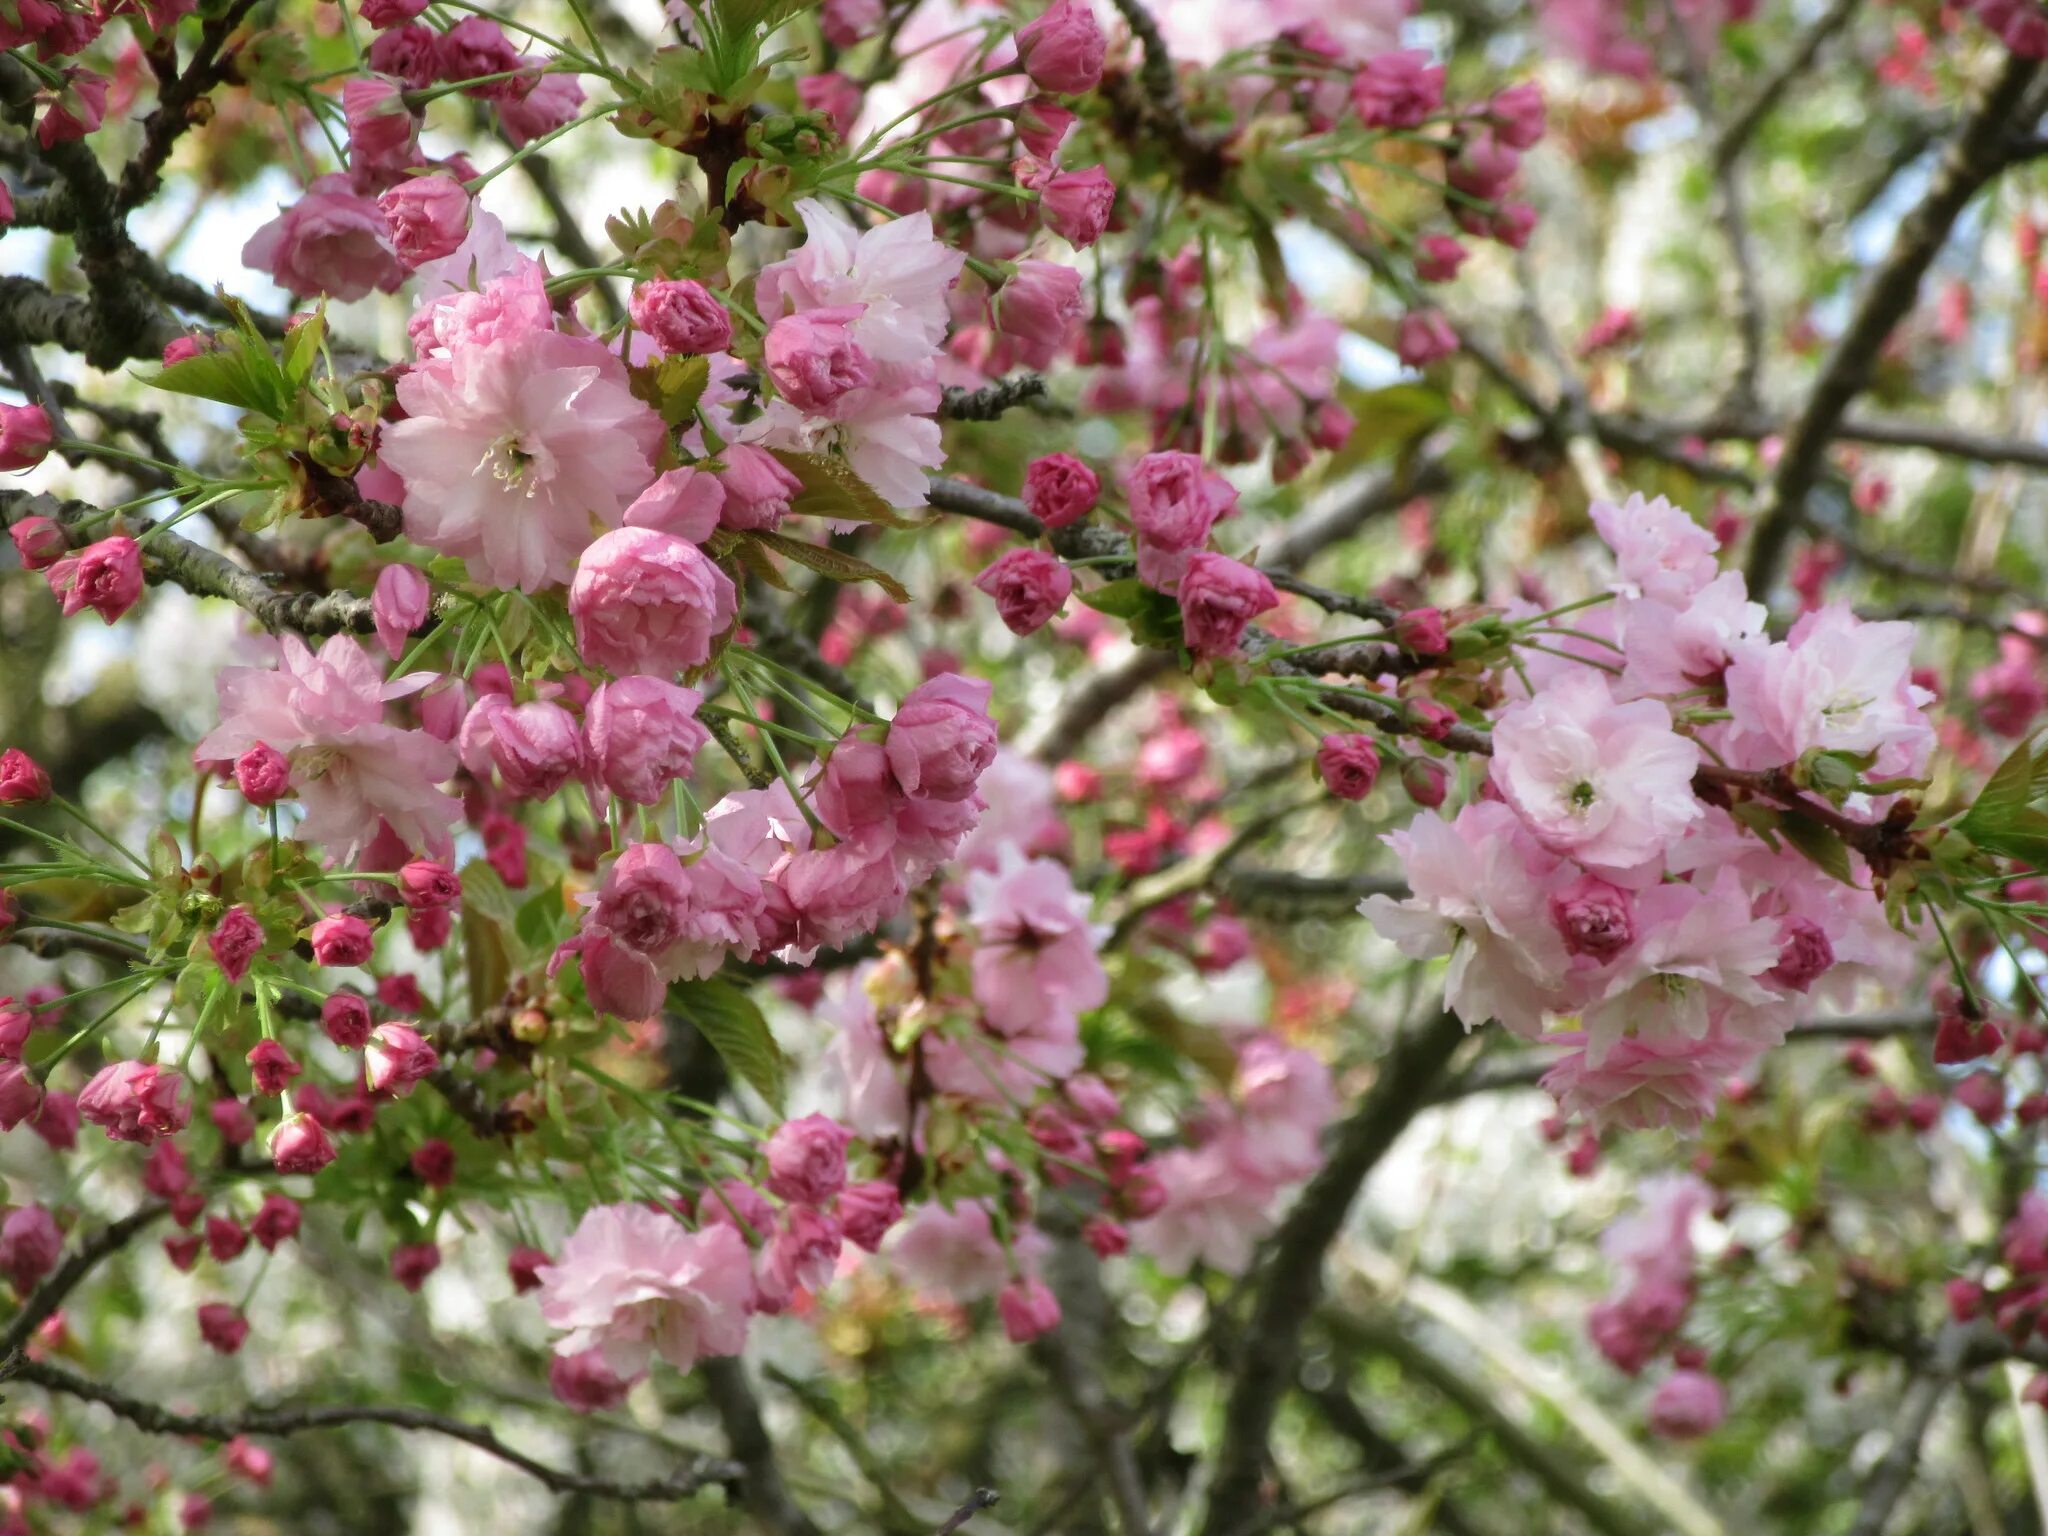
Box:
left=1745, top=49, right=2043, bottom=592
left=1710, top=0, right=1865, bottom=173
left=0, top=1200, right=167, bottom=1368
left=11, top=1355, right=741, bottom=1502
left=1197, top=1009, right=1468, bottom=1536
left=0, top=489, right=377, bottom=636
left=701, top=1358, right=822, bottom=1536
left=117, top=0, right=262, bottom=212
left=939, top=373, right=1052, bottom=421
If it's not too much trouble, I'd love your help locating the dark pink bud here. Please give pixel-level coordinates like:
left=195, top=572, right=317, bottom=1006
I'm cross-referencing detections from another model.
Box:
left=321, top=992, right=373, bottom=1049
left=397, top=859, right=460, bottom=909
left=1548, top=874, right=1635, bottom=963
left=208, top=905, right=265, bottom=984
left=1394, top=606, right=1449, bottom=655
left=0, top=748, right=51, bottom=805
left=410, top=1137, right=456, bottom=1188
left=233, top=743, right=290, bottom=806
left=267, top=1112, right=335, bottom=1175
left=391, top=1241, right=441, bottom=1291
left=246, top=1040, right=302, bottom=1096
left=251, top=1192, right=301, bottom=1250
left=1400, top=757, right=1448, bottom=807
left=8, top=515, right=66, bottom=569
left=1316, top=734, right=1382, bottom=800
left=196, top=1302, right=249, bottom=1354
left=308, top=912, right=375, bottom=967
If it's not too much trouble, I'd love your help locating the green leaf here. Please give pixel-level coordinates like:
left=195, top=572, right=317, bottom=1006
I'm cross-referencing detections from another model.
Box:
left=752, top=529, right=910, bottom=602
left=461, top=860, right=518, bottom=1016
left=147, top=346, right=287, bottom=418
left=281, top=306, right=327, bottom=389
left=629, top=354, right=712, bottom=429
left=1960, top=730, right=2045, bottom=844
left=1970, top=806, right=2048, bottom=870
left=1077, top=577, right=1149, bottom=620
left=668, top=976, right=785, bottom=1110
left=1778, top=811, right=1855, bottom=885
left=514, top=882, right=568, bottom=958
left=1325, top=382, right=1451, bottom=472
left=766, top=448, right=922, bottom=527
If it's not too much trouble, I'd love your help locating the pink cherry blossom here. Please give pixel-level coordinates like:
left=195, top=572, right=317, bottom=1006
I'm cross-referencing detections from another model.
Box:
left=536, top=1204, right=753, bottom=1378
left=1725, top=604, right=1934, bottom=777
left=1591, top=493, right=1720, bottom=607
left=570, top=527, right=738, bottom=677
left=966, top=846, right=1108, bottom=1036
left=196, top=634, right=458, bottom=864
left=242, top=174, right=404, bottom=300
left=585, top=677, right=708, bottom=806
left=1491, top=672, right=1700, bottom=871
left=381, top=329, right=663, bottom=592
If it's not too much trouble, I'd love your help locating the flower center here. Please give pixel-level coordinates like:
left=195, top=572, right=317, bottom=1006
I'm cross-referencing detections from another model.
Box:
left=1569, top=779, right=1600, bottom=811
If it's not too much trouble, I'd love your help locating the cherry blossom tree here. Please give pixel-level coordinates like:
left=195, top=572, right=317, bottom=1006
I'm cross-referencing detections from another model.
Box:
left=3, top=0, right=2048, bottom=1531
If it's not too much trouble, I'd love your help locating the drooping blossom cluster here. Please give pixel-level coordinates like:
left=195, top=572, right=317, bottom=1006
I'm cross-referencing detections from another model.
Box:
left=1365, top=494, right=1926, bottom=1130
left=1584, top=1175, right=1728, bottom=1437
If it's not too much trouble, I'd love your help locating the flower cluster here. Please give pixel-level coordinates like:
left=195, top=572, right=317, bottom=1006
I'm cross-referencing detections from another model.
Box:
left=1365, top=495, right=1926, bottom=1130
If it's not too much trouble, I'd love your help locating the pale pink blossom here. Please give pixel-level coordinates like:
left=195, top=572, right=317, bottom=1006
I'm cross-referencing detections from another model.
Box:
left=1491, top=672, right=1701, bottom=871
left=966, top=847, right=1108, bottom=1036
left=819, top=970, right=911, bottom=1139
left=381, top=330, right=663, bottom=592
left=78, top=1061, right=189, bottom=1144
left=1725, top=604, right=1934, bottom=777
left=1130, top=1143, right=1279, bottom=1275
left=242, top=173, right=404, bottom=300
left=1578, top=872, right=1787, bottom=1066
left=537, top=1205, right=753, bottom=1378
left=623, top=467, right=724, bottom=542
left=1590, top=493, right=1720, bottom=606
left=887, top=674, right=997, bottom=802
left=756, top=198, right=964, bottom=369
left=1541, top=1029, right=1759, bottom=1131
left=1617, top=572, right=1766, bottom=698
left=196, top=635, right=457, bottom=863
left=887, top=1199, right=1039, bottom=1302
left=1228, top=1036, right=1336, bottom=1184
left=371, top=564, right=431, bottom=660
left=1360, top=801, right=1570, bottom=1037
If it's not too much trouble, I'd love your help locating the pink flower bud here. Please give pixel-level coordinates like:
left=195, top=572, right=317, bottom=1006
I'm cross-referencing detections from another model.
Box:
left=308, top=912, right=375, bottom=967
left=0, top=1063, right=44, bottom=1131
left=219, top=1438, right=273, bottom=1489
left=196, top=1302, right=249, bottom=1355
left=0, top=403, right=53, bottom=471
left=716, top=444, right=803, bottom=533
left=360, top=0, right=430, bottom=29
left=210, top=1097, right=256, bottom=1146
left=251, top=1192, right=301, bottom=1250
left=887, top=674, right=998, bottom=802
left=46, top=535, right=144, bottom=623
left=630, top=278, right=733, bottom=356
left=378, top=175, right=470, bottom=265
left=550, top=1348, right=636, bottom=1412
left=1350, top=49, right=1443, bottom=129
left=764, top=1114, right=854, bottom=1207
left=1316, top=734, right=1382, bottom=800
left=1179, top=552, right=1277, bottom=658
left=268, top=1112, right=336, bottom=1174
left=1766, top=916, right=1835, bottom=993
left=370, top=563, right=431, bottom=660
left=1016, top=0, right=1104, bottom=94
left=0, top=1206, right=61, bottom=1291
left=1394, top=606, right=1449, bottom=655
left=164, top=1232, right=201, bottom=1271
left=1038, top=165, right=1115, bottom=248
left=391, top=1241, right=441, bottom=1291
left=1414, top=234, right=1468, bottom=284
left=1083, top=1216, right=1128, bottom=1257
left=764, top=305, right=875, bottom=413
left=819, top=0, right=883, bottom=46
left=0, top=748, right=51, bottom=805
left=1015, top=95, right=1076, bottom=158
left=1401, top=757, right=1449, bottom=808
left=1933, top=1010, right=2004, bottom=1066
left=1647, top=1369, right=1726, bottom=1439
left=991, top=260, right=1084, bottom=370
left=1023, top=453, right=1099, bottom=530
left=1396, top=308, right=1458, bottom=368
left=321, top=992, right=373, bottom=1050
left=79, top=1061, right=189, bottom=1144
left=585, top=677, right=709, bottom=806
left=411, top=1137, right=456, bottom=1187
left=975, top=548, right=1073, bottom=635
left=1548, top=873, right=1635, bottom=962
left=508, top=1245, right=549, bottom=1293
left=397, top=859, right=459, bottom=910
left=9, top=514, right=67, bottom=569
left=246, top=1039, right=302, bottom=1096
left=1955, top=1072, right=2006, bottom=1127
left=232, top=743, right=290, bottom=807
left=1487, top=81, right=1546, bottom=149
left=570, top=526, right=738, bottom=677
left=205, top=1214, right=250, bottom=1263
left=997, top=1276, right=1062, bottom=1342
left=366, top=1022, right=439, bottom=1097
left=1946, top=1277, right=1985, bottom=1322
left=837, top=1180, right=902, bottom=1253
left=162, top=335, right=204, bottom=365
left=208, top=905, right=265, bottom=984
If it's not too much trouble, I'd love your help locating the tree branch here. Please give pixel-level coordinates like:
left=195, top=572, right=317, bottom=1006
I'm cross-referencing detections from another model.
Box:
left=11, top=1356, right=741, bottom=1503
left=1197, top=1009, right=1468, bottom=1536
left=1745, top=49, right=2042, bottom=592
left=701, top=1358, right=822, bottom=1536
